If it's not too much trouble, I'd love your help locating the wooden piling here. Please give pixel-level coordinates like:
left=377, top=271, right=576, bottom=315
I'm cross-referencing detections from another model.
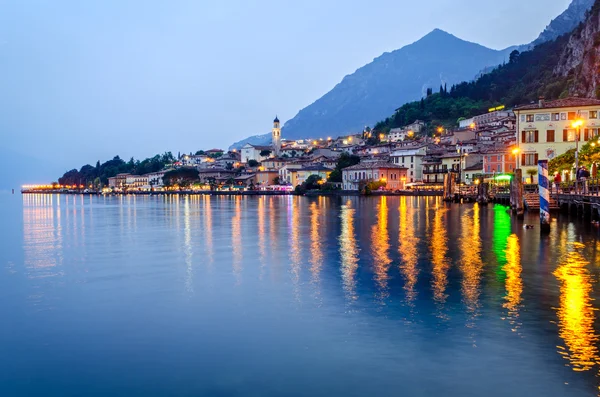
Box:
left=515, top=169, right=524, bottom=219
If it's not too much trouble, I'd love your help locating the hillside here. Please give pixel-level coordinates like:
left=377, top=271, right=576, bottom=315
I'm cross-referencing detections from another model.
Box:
left=280, top=29, right=510, bottom=140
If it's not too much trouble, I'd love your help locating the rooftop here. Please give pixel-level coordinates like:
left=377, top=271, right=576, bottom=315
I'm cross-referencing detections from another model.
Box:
left=515, top=97, right=600, bottom=111
left=343, top=161, right=408, bottom=171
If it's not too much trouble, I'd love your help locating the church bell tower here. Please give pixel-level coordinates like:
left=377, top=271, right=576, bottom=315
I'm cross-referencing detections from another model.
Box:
left=272, top=116, right=281, bottom=157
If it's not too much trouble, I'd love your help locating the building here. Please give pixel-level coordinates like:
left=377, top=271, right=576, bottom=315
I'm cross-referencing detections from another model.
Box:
left=272, top=116, right=282, bottom=156
left=295, top=165, right=332, bottom=185
left=279, top=163, right=304, bottom=186
left=108, top=173, right=129, bottom=189
left=197, top=168, right=237, bottom=183
left=514, top=97, right=600, bottom=175
left=125, top=174, right=149, bottom=190
left=241, top=143, right=272, bottom=163
left=387, top=120, right=425, bottom=142
left=256, top=170, right=280, bottom=187
left=262, top=158, right=287, bottom=171
left=147, top=170, right=167, bottom=188
left=342, top=162, right=408, bottom=191
left=422, top=156, right=446, bottom=185
left=462, top=162, right=484, bottom=184
left=390, top=145, right=427, bottom=182
left=482, top=149, right=517, bottom=175
left=181, top=154, right=209, bottom=166
left=473, top=109, right=514, bottom=127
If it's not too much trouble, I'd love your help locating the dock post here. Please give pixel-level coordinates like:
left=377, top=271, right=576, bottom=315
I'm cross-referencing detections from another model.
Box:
left=515, top=169, right=524, bottom=219
left=538, top=160, right=550, bottom=233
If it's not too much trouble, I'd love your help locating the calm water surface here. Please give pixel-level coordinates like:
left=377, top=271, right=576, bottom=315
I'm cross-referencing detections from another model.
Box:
left=2, top=193, right=600, bottom=396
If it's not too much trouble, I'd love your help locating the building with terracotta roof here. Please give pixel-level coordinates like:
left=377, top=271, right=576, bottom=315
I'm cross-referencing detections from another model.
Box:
left=342, top=161, right=408, bottom=191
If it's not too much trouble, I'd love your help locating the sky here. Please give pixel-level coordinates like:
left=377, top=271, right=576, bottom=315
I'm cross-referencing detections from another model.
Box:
left=0, top=0, right=572, bottom=187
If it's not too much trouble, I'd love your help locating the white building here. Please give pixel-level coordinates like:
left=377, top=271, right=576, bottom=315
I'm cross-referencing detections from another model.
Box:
left=146, top=170, right=167, bottom=188
left=241, top=143, right=272, bottom=163
left=272, top=116, right=282, bottom=156
left=390, top=145, right=428, bottom=182
left=125, top=174, right=149, bottom=190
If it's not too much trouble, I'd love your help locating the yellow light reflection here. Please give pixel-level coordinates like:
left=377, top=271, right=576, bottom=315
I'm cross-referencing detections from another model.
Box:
left=309, top=201, right=323, bottom=286
left=340, top=201, right=359, bottom=302
left=289, top=197, right=302, bottom=302
left=203, top=195, right=214, bottom=269
left=431, top=206, right=449, bottom=305
left=184, top=196, right=193, bottom=294
left=460, top=205, right=483, bottom=320
left=399, top=197, right=419, bottom=304
left=554, top=242, right=599, bottom=373
left=371, top=196, right=391, bottom=302
left=502, top=234, right=522, bottom=328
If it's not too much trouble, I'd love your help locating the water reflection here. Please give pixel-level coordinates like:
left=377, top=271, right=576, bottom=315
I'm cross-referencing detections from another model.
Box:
left=399, top=197, right=418, bottom=305
left=460, top=205, right=483, bottom=327
left=339, top=200, right=359, bottom=303
left=289, top=197, right=302, bottom=302
left=22, top=194, right=64, bottom=279
left=183, top=196, right=193, bottom=294
left=430, top=205, right=449, bottom=306
left=203, top=195, right=214, bottom=269
left=371, top=197, right=391, bottom=303
left=232, top=196, right=242, bottom=283
left=502, top=234, right=522, bottom=330
left=258, top=197, right=267, bottom=278
left=554, top=242, right=599, bottom=374
left=309, top=201, right=323, bottom=295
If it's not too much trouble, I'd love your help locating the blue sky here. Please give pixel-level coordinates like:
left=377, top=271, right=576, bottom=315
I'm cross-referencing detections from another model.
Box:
left=0, top=0, right=571, bottom=187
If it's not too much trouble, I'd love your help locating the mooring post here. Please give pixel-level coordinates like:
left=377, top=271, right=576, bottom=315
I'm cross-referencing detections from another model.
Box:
left=538, top=160, right=550, bottom=233
left=515, top=169, right=524, bottom=219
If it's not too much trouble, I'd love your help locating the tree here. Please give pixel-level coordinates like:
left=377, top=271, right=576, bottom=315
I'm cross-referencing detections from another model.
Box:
left=195, top=150, right=205, bottom=155
left=328, top=152, right=361, bottom=182
left=304, top=175, right=322, bottom=190
left=273, top=176, right=281, bottom=185
left=260, top=149, right=272, bottom=157
left=163, top=168, right=199, bottom=186
left=526, top=169, right=538, bottom=184
left=509, top=50, right=520, bottom=64
left=248, top=159, right=259, bottom=167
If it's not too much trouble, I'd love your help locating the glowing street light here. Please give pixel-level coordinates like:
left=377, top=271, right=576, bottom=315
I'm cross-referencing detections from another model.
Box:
left=470, top=123, right=476, bottom=129
left=572, top=118, right=584, bottom=171
left=437, top=127, right=444, bottom=134
left=379, top=133, right=385, bottom=140
left=512, top=147, right=520, bottom=169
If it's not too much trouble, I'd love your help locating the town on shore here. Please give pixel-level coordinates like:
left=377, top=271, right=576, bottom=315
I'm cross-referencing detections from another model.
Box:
left=22, top=97, right=600, bottom=197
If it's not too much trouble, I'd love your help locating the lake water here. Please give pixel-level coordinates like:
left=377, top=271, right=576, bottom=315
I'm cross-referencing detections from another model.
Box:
left=2, top=193, right=600, bottom=396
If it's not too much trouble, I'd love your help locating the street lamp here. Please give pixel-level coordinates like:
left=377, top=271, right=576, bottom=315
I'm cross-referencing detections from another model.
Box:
left=437, top=127, right=444, bottom=134
left=572, top=118, right=584, bottom=171
left=512, top=147, right=520, bottom=170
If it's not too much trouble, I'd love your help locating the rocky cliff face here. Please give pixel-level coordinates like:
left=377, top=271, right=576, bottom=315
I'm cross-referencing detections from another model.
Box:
left=555, top=1, right=600, bottom=98
left=532, top=0, right=595, bottom=47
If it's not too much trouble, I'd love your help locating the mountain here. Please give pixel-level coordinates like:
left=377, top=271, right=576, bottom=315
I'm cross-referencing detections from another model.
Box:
left=531, top=0, right=595, bottom=48
left=555, top=0, right=600, bottom=98
left=231, top=0, right=593, bottom=148
left=280, top=29, right=510, bottom=140
left=229, top=133, right=271, bottom=151
left=376, top=0, right=600, bottom=133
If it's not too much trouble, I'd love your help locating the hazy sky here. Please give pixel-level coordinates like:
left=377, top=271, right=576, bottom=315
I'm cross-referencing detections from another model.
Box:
left=0, top=0, right=571, bottom=186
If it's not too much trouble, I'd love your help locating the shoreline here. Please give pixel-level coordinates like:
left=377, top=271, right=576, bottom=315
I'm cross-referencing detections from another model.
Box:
left=20, top=189, right=443, bottom=197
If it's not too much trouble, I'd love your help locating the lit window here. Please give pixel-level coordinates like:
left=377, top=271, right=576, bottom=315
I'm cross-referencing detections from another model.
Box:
left=568, top=112, right=577, bottom=121
left=526, top=114, right=534, bottom=122
left=590, top=111, right=598, bottom=119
